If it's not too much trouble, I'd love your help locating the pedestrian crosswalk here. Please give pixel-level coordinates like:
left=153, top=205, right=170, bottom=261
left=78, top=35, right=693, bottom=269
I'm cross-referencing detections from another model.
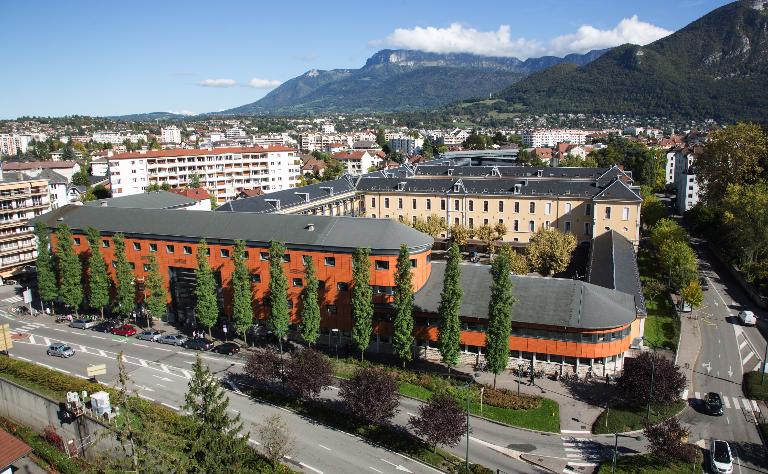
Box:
left=561, top=436, right=601, bottom=473
left=2, top=295, right=23, bottom=304
left=13, top=321, right=45, bottom=334
left=735, top=325, right=763, bottom=373
left=690, top=391, right=762, bottom=414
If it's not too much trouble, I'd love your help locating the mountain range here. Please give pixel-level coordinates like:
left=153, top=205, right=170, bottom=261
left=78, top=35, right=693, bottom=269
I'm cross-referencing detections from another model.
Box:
left=220, top=49, right=606, bottom=115
left=485, top=0, right=768, bottom=121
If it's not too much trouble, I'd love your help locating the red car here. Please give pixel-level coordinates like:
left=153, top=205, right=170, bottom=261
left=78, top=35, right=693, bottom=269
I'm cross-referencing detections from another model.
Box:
left=111, top=324, right=138, bottom=337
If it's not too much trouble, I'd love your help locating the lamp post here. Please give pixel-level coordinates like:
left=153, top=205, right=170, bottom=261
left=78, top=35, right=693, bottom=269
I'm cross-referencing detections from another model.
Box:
left=612, top=433, right=643, bottom=474
left=646, top=351, right=656, bottom=422
left=464, top=372, right=481, bottom=472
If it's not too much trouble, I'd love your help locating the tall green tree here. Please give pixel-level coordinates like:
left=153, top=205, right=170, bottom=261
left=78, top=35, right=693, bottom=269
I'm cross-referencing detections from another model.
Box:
left=438, top=243, right=462, bottom=374
left=351, top=247, right=373, bottom=360
left=183, top=355, right=249, bottom=473
left=55, top=224, right=82, bottom=315
left=268, top=241, right=290, bottom=355
left=299, top=256, right=321, bottom=346
left=145, top=255, right=168, bottom=328
left=112, top=233, right=135, bottom=319
left=195, top=240, right=219, bottom=337
left=189, top=173, right=202, bottom=189
left=231, top=240, right=253, bottom=345
left=85, top=227, right=109, bottom=319
left=34, top=222, right=57, bottom=313
left=392, top=244, right=415, bottom=366
left=485, top=252, right=516, bottom=388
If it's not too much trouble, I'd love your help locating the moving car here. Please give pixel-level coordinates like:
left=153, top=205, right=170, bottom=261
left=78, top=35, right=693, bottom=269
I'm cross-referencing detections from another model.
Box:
left=704, top=392, right=724, bottom=416
left=158, top=334, right=188, bottom=346
left=47, top=343, right=75, bottom=358
left=184, top=338, right=214, bottom=351
left=212, top=342, right=241, bottom=355
left=69, top=318, right=99, bottom=329
left=111, top=324, right=138, bottom=337
left=136, top=330, right=163, bottom=342
left=700, top=276, right=709, bottom=291
left=92, top=320, right=120, bottom=333
left=710, top=439, right=733, bottom=474
left=738, top=310, right=757, bottom=326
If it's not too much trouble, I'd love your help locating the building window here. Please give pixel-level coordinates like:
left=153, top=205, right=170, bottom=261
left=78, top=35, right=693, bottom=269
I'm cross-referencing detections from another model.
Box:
left=468, top=218, right=474, bottom=228
left=73, top=237, right=81, bottom=245
left=384, top=198, right=390, bottom=208
left=412, top=199, right=417, bottom=209
left=440, top=199, right=446, bottom=211
left=302, top=255, right=312, bottom=265
left=528, top=220, right=535, bottom=232
left=326, top=305, right=337, bottom=314
left=622, top=207, right=630, bottom=220
left=133, top=242, right=141, bottom=251
left=529, top=202, right=535, bottom=213
left=483, top=201, right=489, bottom=212
left=220, top=248, right=230, bottom=258
left=565, top=221, right=571, bottom=232
left=565, top=202, right=572, bottom=213
left=514, top=202, right=519, bottom=213
left=454, top=199, right=459, bottom=211
left=545, top=202, right=552, bottom=215
left=150, top=243, right=157, bottom=252
left=483, top=218, right=489, bottom=225
left=250, top=274, right=261, bottom=283
left=468, top=200, right=474, bottom=211
left=292, top=278, right=303, bottom=287
left=605, top=207, right=611, bottom=219
left=102, top=240, right=110, bottom=248
left=166, top=245, right=174, bottom=254
left=513, top=220, right=519, bottom=231
left=336, top=282, right=349, bottom=291
left=398, top=198, right=403, bottom=209
left=585, top=222, right=592, bottom=235
left=453, top=217, right=459, bottom=225
left=545, top=220, right=551, bottom=228
left=375, top=260, right=389, bottom=270
left=371, top=198, right=375, bottom=207
left=183, top=246, right=192, bottom=255
left=426, top=199, right=431, bottom=210
left=412, top=216, right=417, bottom=225
left=410, top=259, right=417, bottom=268
left=498, top=201, right=504, bottom=212
left=260, top=252, right=269, bottom=261
left=129, top=262, right=135, bottom=270
left=317, top=281, right=325, bottom=290
left=282, top=254, right=291, bottom=263
left=585, top=203, right=592, bottom=216
left=426, top=254, right=431, bottom=263
left=324, top=256, right=336, bottom=267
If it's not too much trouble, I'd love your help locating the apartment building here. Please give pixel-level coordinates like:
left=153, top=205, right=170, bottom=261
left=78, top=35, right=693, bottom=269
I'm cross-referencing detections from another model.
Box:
left=0, top=170, right=51, bottom=277
left=299, top=133, right=349, bottom=152
left=108, top=146, right=301, bottom=203
left=674, top=148, right=701, bottom=214
left=522, top=129, right=592, bottom=148
left=332, top=151, right=382, bottom=176
left=3, top=161, right=81, bottom=182
left=389, top=137, right=424, bottom=156
left=92, top=131, right=147, bottom=145
left=0, top=134, right=31, bottom=156
left=160, top=126, right=182, bottom=144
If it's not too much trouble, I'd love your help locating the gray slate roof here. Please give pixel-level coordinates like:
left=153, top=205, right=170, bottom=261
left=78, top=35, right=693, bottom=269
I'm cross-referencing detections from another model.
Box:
left=216, top=176, right=357, bottom=213
left=593, top=179, right=642, bottom=202
left=35, top=169, right=68, bottom=185
left=32, top=205, right=433, bottom=255
left=588, top=230, right=647, bottom=316
left=84, top=190, right=197, bottom=209
left=414, top=165, right=609, bottom=180
left=414, top=262, right=636, bottom=329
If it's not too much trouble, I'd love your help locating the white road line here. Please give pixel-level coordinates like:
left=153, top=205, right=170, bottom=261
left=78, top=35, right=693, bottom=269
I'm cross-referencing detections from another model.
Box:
left=564, top=448, right=581, bottom=452
left=139, top=394, right=155, bottom=401
left=28, top=335, right=36, bottom=345
left=752, top=400, right=760, bottom=412
left=139, top=359, right=148, bottom=367
left=733, top=397, right=741, bottom=408
left=299, top=462, right=323, bottom=474
left=180, top=369, right=192, bottom=379
left=42, top=337, right=51, bottom=346
left=560, top=430, right=591, bottom=434
left=739, top=340, right=748, bottom=350
left=568, top=462, right=599, bottom=467
left=90, top=335, right=106, bottom=340
left=754, top=362, right=764, bottom=373
left=681, top=389, right=689, bottom=399
left=562, top=442, right=577, bottom=447
left=51, top=328, right=67, bottom=332
left=695, top=392, right=700, bottom=400
left=743, top=352, right=755, bottom=365
left=178, top=351, right=195, bottom=357
left=368, top=468, right=383, bottom=474
left=248, top=438, right=260, bottom=446
left=318, top=444, right=331, bottom=451
left=742, top=398, right=753, bottom=412
left=161, top=402, right=179, bottom=411
left=15, top=356, right=31, bottom=362
left=98, top=349, right=107, bottom=357
left=154, top=347, right=172, bottom=352
left=723, top=396, right=731, bottom=409
left=566, top=453, right=583, bottom=458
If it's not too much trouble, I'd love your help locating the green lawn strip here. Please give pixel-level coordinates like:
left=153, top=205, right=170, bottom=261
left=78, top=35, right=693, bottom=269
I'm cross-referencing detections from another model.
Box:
left=596, top=450, right=704, bottom=474
left=744, top=371, right=768, bottom=401
left=592, top=401, right=686, bottom=434
left=637, top=249, right=680, bottom=351
left=249, top=386, right=492, bottom=473
left=0, top=416, right=88, bottom=474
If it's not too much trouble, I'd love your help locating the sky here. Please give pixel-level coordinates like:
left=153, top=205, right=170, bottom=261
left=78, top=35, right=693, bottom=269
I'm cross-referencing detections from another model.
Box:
left=0, top=0, right=733, bottom=119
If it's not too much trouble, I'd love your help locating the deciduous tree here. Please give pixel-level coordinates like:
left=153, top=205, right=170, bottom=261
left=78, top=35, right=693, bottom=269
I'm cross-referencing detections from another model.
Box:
left=649, top=218, right=687, bottom=249
left=194, top=240, right=218, bottom=337
left=55, top=224, right=82, bottom=315
left=231, top=240, right=253, bottom=345
left=285, top=348, right=332, bottom=400
left=85, top=227, right=109, bottom=318
left=449, top=223, right=471, bottom=246
left=258, top=415, right=294, bottom=464
left=144, top=255, right=168, bottom=328
left=658, top=240, right=698, bottom=290
left=340, top=367, right=399, bottom=425
left=721, top=183, right=768, bottom=267
left=299, top=256, right=321, bottom=346
left=34, top=222, right=58, bottom=313
left=409, top=393, right=467, bottom=452
left=351, top=247, right=373, bottom=360
left=526, top=227, right=576, bottom=275
left=644, top=417, right=697, bottom=464
left=112, top=233, right=135, bottom=319
left=392, top=244, right=415, bottom=366
left=485, top=252, right=516, bottom=388
left=498, top=244, right=529, bottom=275
left=618, top=352, right=686, bottom=407
left=268, top=241, right=290, bottom=355
left=680, top=280, right=704, bottom=309
left=245, top=348, right=283, bottom=384
left=438, top=243, right=462, bottom=373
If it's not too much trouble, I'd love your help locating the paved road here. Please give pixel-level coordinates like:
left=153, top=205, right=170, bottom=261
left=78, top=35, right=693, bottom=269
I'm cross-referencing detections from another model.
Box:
left=678, top=241, right=768, bottom=473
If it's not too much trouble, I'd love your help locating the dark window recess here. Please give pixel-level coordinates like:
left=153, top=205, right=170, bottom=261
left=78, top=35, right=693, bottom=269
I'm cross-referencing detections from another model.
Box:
left=166, top=245, right=174, bottom=253
left=220, top=249, right=229, bottom=258
left=302, top=255, right=312, bottom=265
left=282, top=254, right=291, bottom=263
left=73, top=238, right=80, bottom=245
left=324, top=256, right=336, bottom=266
left=336, top=282, right=349, bottom=291
left=326, top=305, right=337, bottom=313
left=250, top=274, right=261, bottom=283
left=292, top=278, right=303, bottom=287
left=133, top=242, right=141, bottom=251
left=183, top=246, right=192, bottom=255
left=150, top=243, right=157, bottom=252
left=102, top=240, right=110, bottom=248
left=375, top=260, right=389, bottom=270
left=260, top=252, right=269, bottom=261
left=410, top=259, right=417, bottom=268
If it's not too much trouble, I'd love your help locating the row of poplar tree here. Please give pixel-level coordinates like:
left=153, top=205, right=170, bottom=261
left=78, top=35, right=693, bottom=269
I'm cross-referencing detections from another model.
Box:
left=34, top=223, right=517, bottom=382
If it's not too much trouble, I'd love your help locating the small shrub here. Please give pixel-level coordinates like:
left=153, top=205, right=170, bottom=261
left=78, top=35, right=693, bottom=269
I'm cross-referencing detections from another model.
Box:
left=481, top=386, right=541, bottom=410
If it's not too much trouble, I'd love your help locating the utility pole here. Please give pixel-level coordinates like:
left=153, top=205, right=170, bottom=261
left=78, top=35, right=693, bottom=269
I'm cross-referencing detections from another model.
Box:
left=646, top=353, right=656, bottom=421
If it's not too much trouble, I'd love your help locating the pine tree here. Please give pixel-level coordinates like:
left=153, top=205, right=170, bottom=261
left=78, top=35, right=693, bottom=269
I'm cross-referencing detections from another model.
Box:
left=231, top=240, right=253, bottom=345
left=194, top=240, right=219, bottom=337
left=112, top=233, right=135, bottom=319
left=34, top=222, right=57, bottom=313
left=392, top=244, right=415, bottom=366
left=351, top=247, right=373, bottom=360
left=85, top=227, right=109, bottom=319
left=268, top=241, right=290, bottom=354
left=299, top=256, right=321, bottom=346
left=438, top=243, right=462, bottom=374
left=485, top=252, right=516, bottom=388
left=55, top=224, right=82, bottom=315
left=145, top=255, right=168, bottom=328
left=183, top=355, right=249, bottom=473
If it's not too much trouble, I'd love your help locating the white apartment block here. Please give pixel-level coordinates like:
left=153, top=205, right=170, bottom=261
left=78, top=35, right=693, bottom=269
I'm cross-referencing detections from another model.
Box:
left=321, top=123, right=336, bottom=134
left=254, top=133, right=294, bottom=148
left=522, top=129, right=591, bottom=148
left=665, top=150, right=676, bottom=185
left=161, top=126, right=182, bottom=144
left=226, top=128, right=247, bottom=139
left=331, top=151, right=382, bottom=176
left=0, top=134, right=31, bottom=156
left=109, top=146, right=301, bottom=203
left=437, top=128, right=471, bottom=146
left=674, top=149, right=700, bottom=214
left=389, top=137, right=424, bottom=156
left=92, top=131, right=148, bottom=145
left=299, top=133, right=351, bottom=152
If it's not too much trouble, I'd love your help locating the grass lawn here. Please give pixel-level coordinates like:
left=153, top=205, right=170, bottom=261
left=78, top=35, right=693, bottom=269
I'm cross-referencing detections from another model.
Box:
left=597, top=451, right=703, bottom=474
left=744, top=371, right=768, bottom=401
left=637, top=248, right=680, bottom=351
left=592, top=401, right=686, bottom=434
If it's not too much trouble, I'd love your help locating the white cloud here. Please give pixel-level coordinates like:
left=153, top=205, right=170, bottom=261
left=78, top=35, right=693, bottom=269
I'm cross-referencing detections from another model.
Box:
left=198, top=78, right=237, bottom=87
left=375, top=17, right=672, bottom=59
left=248, top=78, right=282, bottom=89
left=167, top=109, right=195, bottom=116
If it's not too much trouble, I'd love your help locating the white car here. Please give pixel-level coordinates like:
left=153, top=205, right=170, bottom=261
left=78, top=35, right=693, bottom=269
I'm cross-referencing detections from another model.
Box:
left=710, top=439, right=733, bottom=474
left=158, top=334, right=188, bottom=346
left=738, top=310, right=756, bottom=326
left=69, top=318, right=99, bottom=329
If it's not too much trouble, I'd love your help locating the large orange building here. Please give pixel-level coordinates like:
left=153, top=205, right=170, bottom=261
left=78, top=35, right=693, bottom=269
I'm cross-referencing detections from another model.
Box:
left=35, top=205, right=643, bottom=376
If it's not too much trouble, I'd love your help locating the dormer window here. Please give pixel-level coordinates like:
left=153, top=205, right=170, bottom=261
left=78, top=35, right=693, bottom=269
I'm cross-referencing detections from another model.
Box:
left=397, top=182, right=406, bottom=191
left=514, top=184, right=522, bottom=194
left=447, top=168, right=454, bottom=176
left=537, top=170, right=543, bottom=177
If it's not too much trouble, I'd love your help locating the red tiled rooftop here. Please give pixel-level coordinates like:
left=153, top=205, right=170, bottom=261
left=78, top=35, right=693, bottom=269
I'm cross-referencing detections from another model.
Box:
left=0, top=428, right=32, bottom=469
left=3, top=160, right=78, bottom=170
left=168, top=188, right=211, bottom=201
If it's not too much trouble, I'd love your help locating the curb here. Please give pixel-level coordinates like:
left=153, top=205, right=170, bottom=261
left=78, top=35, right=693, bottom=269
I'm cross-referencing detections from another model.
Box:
left=519, top=453, right=564, bottom=474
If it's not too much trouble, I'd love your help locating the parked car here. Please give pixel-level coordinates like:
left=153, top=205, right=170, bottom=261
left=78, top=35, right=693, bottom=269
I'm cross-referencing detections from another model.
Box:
left=704, top=392, right=724, bottom=416
left=47, top=343, right=75, bottom=358
left=70, top=318, right=98, bottom=329
left=111, top=324, right=138, bottom=337
left=158, top=334, right=188, bottom=346
left=710, top=439, right=733, bottom=474
left=184, top=338, right=214, bottom=351
left=212, top=342, right=241, bottom=355
left=738, top=310, right=757, bottom=326
left=699, top=276, right=709, bottom=291
left=92, top=320, right=120, bottom=333
left=136, top=330, right=163, bottom=342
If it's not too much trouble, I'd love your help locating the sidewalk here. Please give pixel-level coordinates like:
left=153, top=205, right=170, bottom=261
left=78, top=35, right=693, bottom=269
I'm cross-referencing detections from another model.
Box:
left=674, top=302, right=701, bottom=399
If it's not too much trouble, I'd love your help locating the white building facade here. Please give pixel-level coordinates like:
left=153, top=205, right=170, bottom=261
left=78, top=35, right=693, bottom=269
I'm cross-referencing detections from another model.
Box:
left=160, top=126, right=182, bottom=144
left=522, top=129, right=592, bottom=148
left=674, top=150, right=701, bottom=214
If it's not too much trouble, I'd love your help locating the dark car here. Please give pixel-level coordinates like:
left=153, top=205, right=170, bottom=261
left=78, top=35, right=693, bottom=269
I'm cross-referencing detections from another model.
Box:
left=700, top=276, right=710, bottom=291
left=184, top=338, right=214, bottom=351
left=212, top=342, right=241, bottom=355
left=704, top=392, right=724, bottom=416
left=92, top=320, right=120, bottom=333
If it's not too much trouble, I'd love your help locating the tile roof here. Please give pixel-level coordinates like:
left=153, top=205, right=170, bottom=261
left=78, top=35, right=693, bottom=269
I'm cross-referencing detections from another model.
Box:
left=357, top=177, right=601, bottom=198
left=217, top=176, right=357, bottom=213
left=332, top=151, right=368, bottom=160
left=414, top=262, right=637, bottom=329
left=0, top=428, right=32, bottom=469
left=3, top=160, right=78, bottom=170
left=109, top=146, right=296, bottom=160
left=593, top=179, right=642, bottom=202
left=83, top=190, right=198, bottom=209
left=33, top=205, right=433, bottom=255
left=168, top=188, right=212, bottom=201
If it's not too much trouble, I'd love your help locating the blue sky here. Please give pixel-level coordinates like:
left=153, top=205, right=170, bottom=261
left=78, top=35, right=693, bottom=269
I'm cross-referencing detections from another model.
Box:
left=0, top=0, right=732, bottom=118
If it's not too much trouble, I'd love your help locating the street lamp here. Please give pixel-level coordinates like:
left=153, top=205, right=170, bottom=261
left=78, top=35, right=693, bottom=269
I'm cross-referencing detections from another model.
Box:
left=464, top=371, right=481, bottom=472
left=612, top=433, right=643, bottom=474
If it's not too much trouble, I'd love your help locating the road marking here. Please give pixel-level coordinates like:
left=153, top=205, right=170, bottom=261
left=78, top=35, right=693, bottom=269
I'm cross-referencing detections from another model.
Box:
left=694, top=392, right=700, bottom=400
left=161, top=402, right=179, bottom=411
left=180, top=369, right=192, bottom=379
left=380, top=459, right=412, bottom=473
left=154, top=347, right=172, bottom=352
left=139, top=359, right=148, bottom=367
left=739, top=340, right=748, bottom=350
left=566, top=453, right=583, bottom=458
left=369, top=468, right=383, bottom=474
left=741, top=398, right=753, bottom=412
left=560, top=430, right=591, bottom=434
left=318, top=444, right=331, bottom=451
left=723, top=396, right=731, bottom=409
left=754, top=362, right=763, bottom=372
left=743, top=352, right=755, bottom=365
left=564, top=448, right=581, bottom=452
left=139, top=394, right=155, bottom=401
left=90, top=335, right=106, bottom=340
left=15, top=356, right=31, bottom=362
left=752, top=400, right=760, bottom=412
left=43, top=337, right=51, bottom=346
left=178, top=351, right=195, bottom=357
left=567, top=462, right=599, bottom=467
left=299, top=463, right=323, bottom=474
left=160, top=364, right=171, bottom=373
left=28, top=335, right=36, bottom=345
left=726, top=417, right=730, bottom=424
left=733, top=397, right=741, bottom=408
left=51, top=328, right=66, bottom=332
